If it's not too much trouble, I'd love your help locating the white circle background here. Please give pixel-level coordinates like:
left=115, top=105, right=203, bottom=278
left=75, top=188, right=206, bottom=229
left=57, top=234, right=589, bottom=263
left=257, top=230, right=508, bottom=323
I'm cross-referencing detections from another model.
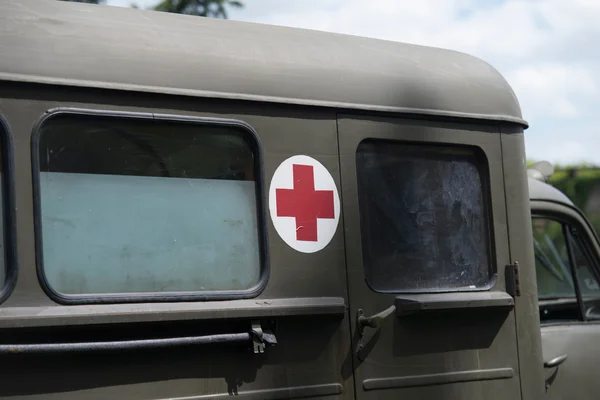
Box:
left=268, top=155, right=341, bottom=253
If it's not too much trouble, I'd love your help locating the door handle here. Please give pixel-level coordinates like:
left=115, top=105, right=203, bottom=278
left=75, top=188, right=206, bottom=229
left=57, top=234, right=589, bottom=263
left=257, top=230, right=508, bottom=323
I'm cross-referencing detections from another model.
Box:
left=544, top=354, right=567, bottom=392
left=544, top=354, right=568, bottom=368
left=357, top=305, right=396, bottom=336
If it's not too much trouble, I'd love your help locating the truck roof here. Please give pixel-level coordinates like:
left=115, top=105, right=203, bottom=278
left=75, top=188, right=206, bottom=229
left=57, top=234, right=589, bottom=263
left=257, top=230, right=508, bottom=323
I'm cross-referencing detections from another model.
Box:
left=528, top=177, right=574, bottom=206
left=0, top=0, right=526, bottom=127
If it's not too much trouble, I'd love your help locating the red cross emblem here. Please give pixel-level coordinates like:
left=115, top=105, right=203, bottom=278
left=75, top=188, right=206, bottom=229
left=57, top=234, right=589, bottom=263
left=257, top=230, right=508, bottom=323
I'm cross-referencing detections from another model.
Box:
left=275, top=164, right=335, bottom=242
left=269, top=155, right=340, bottom=253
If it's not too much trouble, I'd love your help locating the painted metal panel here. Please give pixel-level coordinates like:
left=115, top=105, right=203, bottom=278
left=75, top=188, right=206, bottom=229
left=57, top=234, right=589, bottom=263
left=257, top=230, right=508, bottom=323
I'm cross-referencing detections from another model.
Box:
left=339, top=115, right=521, bottom=400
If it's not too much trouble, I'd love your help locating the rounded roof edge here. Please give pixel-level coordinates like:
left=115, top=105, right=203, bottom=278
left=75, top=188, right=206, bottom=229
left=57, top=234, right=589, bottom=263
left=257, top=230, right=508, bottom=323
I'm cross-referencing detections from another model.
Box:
left=0, top=0, right=527, bottom=127
left=528, top=178, right=574, bottom=206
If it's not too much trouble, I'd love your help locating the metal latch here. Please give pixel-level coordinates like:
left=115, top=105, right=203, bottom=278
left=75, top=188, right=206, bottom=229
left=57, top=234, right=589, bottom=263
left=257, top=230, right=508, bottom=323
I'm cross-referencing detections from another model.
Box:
left=505, top=262, right=521, bottom=297
left=250, top=321, right=277, bottom=354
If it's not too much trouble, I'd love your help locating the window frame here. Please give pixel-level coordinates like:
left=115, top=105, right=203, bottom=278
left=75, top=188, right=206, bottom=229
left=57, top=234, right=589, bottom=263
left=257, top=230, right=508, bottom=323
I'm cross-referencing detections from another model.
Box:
left=354, top=138, right=497, bottom=294
left=0, top=115, right=17, bottom=305
left=31, top=107, right=270, bottom=305
left=532, top=207, right=600, bottom=324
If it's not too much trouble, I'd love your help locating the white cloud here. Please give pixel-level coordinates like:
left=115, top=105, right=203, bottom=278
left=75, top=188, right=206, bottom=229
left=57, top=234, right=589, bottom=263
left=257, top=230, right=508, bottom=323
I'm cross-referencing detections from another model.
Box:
left=526, top=125, right=600, bottom=166
left=509, top=64, right=598, bottom=119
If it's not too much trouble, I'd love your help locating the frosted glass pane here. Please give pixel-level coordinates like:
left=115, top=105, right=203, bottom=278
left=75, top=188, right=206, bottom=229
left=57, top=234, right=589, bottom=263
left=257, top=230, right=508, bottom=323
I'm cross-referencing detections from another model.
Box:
left=40, top=172, right=261, bottom=295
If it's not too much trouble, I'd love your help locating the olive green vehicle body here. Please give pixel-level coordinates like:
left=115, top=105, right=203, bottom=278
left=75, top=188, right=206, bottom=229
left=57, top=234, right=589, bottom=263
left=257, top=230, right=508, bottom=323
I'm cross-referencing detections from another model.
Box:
left=529, top=176, right=600, bottom=399
left=0, top=1, right=550, bottom=399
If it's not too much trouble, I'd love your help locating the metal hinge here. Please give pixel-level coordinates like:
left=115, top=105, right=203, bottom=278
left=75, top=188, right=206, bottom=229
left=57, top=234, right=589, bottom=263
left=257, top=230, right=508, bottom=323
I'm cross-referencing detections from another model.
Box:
left=505, top=262, right=521, bottom=297
left=250, top=320, right=278, bottom=354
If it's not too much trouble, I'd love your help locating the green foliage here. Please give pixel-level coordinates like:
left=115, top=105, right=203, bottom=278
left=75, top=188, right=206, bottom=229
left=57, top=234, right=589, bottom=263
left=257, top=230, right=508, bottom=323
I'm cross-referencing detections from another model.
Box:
left=153, top=0, right=243, bottom=18
left=59, top=0, right=244, bottom=18
left=59, top=0, right=105, bottom=3
left=548, top=167, right=600, bottom=211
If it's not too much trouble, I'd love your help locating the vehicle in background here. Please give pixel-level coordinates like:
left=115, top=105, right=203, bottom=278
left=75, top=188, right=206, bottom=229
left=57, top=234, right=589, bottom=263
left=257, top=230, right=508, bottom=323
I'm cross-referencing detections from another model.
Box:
left=528, top=162, right=600, bottom=399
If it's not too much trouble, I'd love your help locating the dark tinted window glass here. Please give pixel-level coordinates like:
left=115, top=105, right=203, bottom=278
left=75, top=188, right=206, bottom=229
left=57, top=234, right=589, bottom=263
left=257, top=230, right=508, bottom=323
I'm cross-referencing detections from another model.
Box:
left=37, top=114, right=262, bottom=297
left=356, top=140, right=492, bottom=292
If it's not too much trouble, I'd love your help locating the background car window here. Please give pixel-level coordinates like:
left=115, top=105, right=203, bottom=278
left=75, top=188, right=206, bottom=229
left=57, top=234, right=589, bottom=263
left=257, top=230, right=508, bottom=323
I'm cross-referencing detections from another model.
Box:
left=532, top=218, right=576, bottom=300
left=570, top=233, right=600, bottom=319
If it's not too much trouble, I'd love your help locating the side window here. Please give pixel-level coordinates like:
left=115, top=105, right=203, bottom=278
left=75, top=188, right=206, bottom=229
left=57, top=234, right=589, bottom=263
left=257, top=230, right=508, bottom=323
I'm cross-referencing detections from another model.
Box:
left=0, top=119, right=6, bottom=290
left=355, top=140, right=493, bottom=292
left=35, top=112, right=265, bottom=301
left=533, top=217, right=600, bottom=321
left=571, top=237, right=600, bottom=296
left=532, top=218, right=576, bottom=300
left=570, top=230, right=600, bottom=319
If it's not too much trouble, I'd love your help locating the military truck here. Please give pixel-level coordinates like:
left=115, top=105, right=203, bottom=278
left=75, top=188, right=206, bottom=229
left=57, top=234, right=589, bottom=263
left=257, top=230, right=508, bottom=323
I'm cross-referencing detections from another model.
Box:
left=0, top=1, right=547, bottom=399
left=528, top=162, right=600, bottom=399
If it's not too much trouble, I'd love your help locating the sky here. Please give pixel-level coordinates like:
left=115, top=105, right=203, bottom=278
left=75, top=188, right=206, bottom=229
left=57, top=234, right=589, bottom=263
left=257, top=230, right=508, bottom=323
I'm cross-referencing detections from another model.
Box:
left=106, top=0, right=600, bottom=166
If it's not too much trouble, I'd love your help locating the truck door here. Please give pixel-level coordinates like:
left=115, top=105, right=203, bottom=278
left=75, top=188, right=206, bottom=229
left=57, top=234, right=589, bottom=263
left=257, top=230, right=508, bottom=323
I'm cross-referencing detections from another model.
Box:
left=337, top=115, right=522, bottom=399
left=531, top=203, right=600, bottom=399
